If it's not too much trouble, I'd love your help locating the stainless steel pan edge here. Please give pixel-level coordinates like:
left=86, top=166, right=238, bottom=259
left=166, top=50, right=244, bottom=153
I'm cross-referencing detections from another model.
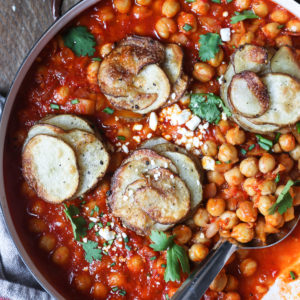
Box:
left=0, top=1, right=100, bottom=299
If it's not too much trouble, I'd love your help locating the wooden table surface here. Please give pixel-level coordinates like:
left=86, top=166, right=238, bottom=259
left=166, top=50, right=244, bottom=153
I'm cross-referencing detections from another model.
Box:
left=0, top=0, right=80, bottom=95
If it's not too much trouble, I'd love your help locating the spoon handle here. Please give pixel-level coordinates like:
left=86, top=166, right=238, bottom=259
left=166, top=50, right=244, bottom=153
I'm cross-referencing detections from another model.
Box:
left=172, top=240, right=237, bottom=300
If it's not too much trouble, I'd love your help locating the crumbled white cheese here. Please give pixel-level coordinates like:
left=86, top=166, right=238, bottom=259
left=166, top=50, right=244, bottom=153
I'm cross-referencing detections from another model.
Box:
left=222, top=11, right=228, bottom=17
left=11, top=5, right=16, bottom=12
left=220, top=28, right=231, bottom=42
left=179, top=94, right=190, bottom=105
left=176, top=110, right=191, bottom=125
left=186, top=115, right=201, bottom=131
left=132, top=136, right=141, bottom=143
left=202, top=156, right=215, bottom=171
left=221, top=112, right=227, bottom=121
left=115, top=116, right=119, bottom=121
left=89, top=217, right=99, bottom=223
left=133, top=124, right=143, bottom=131
left=122, top=145, right=129, bottom=153
left=153, top=171, right=161, bottom=181
left=218, top=75, right=225, bottom=85
left=99, top=227, right=116, bottom=241
left=149, top=112, right=158, bottom=131
left=147, top=133, right=152, bottom=139
left=290, top=26, right=297, bottom=32
left=198, top=122, right=209, bottom=134
left=186, top=143, right=192, bottom=151
left=82, top=237, right=88, bottom=243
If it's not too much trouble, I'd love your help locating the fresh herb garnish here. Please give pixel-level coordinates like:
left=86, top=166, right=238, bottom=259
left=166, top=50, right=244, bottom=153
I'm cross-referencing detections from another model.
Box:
left=91, top=57, right=102, bottom=61
left=166, top=295, right=170, bottom=300
left=248, top=144, right=255, bottom=151
left=124, top=236, right=129, bottom=243
left=189, top=93, right=231, bottom=124
left=211, top=0, right=221, bottom=3
left=256, top=134, right=273, bottom=151
left=125, top=244, right=132, bottom=251
left=277, top=24, right=284, bottom=29
left=103, top=107, right=114, bottom=115
left=112, top=287, right=119, bottom=292
left=296, top=122, right=300, bottom=134
left=119, top=290, right=126, bottom=296
left=240, top=148, right=247, bottom=155
left=290, top=271, right=297, bottom=280
left=90, top=205, right=100, bottom=216
left=150, top=256, right=157, bottom=261
left=199, top=33, right=222, bottom=61
left=117, top=136, right=126, bottom=141
left=81, top=240, right=102, bottom=263
left=185, top=0, right=195, bottom=2
left=216, top=160, right=222, bottom=164
left=183, top=24, right=193, bottom=31
left=269, top=180, right=300, bottom=215
left=226, top=0, right=233, bottom=2
left=149, top=231, right=190, bottom=282
left=274, top=132, right=281, bottom=143
left=230, top=10, right=259, bottom=24
left=63, top=26, right=96, bottom=57
left=63, top=204, right=87, bottom=241
left=275, top=174, right=280, bottom=183
left=88, top=222, right=95, bottom=230
left=71, top=99, right=79, bottom=104
left=50, top=103, right=60, bottom=110
left=102, top=250, right=108, bottom=255
left=110, top=262, right=116, bottom=267
left=161, top=264, right=167, bottom=268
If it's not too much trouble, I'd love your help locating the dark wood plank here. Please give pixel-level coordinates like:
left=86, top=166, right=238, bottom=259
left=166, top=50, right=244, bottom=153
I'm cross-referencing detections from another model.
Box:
left=0, top=0, right=80, bottom=95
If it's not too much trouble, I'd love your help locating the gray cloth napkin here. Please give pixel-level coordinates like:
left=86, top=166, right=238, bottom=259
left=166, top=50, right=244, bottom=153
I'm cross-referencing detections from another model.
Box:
left=0, top=95, right=54, bottom=300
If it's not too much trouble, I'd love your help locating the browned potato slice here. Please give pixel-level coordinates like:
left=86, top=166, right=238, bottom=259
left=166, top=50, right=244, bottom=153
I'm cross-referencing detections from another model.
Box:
left=228, top=71, right=269, bottom=118
left=249, top=73, right=300, bottom=127
left=163, top=44, right=183, bottom=84
left=271, top=46, right=300, bottom=80
left=232, top=44, right=268, bottom=74
left=22, top=135, right=79, bottom=203
left=140, top=137, right=169, bottom=149
left=135, top=168, right=190, bottom=224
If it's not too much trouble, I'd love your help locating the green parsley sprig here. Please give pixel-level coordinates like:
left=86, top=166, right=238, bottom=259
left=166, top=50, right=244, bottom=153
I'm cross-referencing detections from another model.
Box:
left=230, top=10, right=259, bottom=24
left=149, top=231, right=190, bottom=282
left=81, top=240, right=102, bottom=263
left=199, top=33, right=222, bottom=62
left=256, top=134, right=273, bottom=151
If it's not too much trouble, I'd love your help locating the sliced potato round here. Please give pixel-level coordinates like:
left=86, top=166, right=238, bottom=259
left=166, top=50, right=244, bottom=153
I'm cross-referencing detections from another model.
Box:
left=163, top=44, right=183, bottom=84
left=228, top=71, right=269, bottom=118
left=232, top=44, right=269, bottom=74
left=249, top=73, right=300, bottom=127
left=41, top=114, right=94, bottom=133
left=22, top=134, right=79, bottom=203
left=271, top=46, right=300, bottom=81
left=136, top=168, right=190, bottom=224
left=140, top=137, right=169, bottom=149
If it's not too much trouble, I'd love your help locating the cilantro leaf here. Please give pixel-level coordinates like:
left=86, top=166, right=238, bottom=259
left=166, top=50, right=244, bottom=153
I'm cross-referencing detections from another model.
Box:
left=172, top=244, right=190, bottom=274
left=81, top=240, right=102, bottom=263
left=211, top=0, right=221, bottom=3
left=189, top=93, right=231, bottom=124
left=227, top=0, right=233, bottom=2
left=165, top=246, right=181, bottom=282
left=290, top=271, right=297, bottom=280
left=149, top=231, right=174, bottom=251
left=256, top=134, right=273, bottom=151
left=63, top=26, right=96, bottom=57
left=64, top=204, right=87, bottom=241
left=199, top=33, right=222, bottom=62
left=230, top=10, right=259, bottom=24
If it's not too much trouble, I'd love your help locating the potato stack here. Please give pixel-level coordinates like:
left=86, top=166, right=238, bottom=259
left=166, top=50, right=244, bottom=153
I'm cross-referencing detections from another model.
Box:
left=22, top=114, right=109, bottom=203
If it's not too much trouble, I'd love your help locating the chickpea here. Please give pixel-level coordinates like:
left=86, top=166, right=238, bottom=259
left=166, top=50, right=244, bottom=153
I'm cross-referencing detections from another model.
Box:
left=252, top=1, right=269, bottom=17
left=170, top=33, right=190, bottom=46
left=239, top=32, right=254, bottom=46
left=289, top=145, right=300, bottom=160
left=203, top=182, right=217, bottom=199
left=201, top=140, right=218, bottom=156
left=286, top=19, right=300, bottom=33
left=265, top=212, right=284, bottom=227
left=218, top=144, right=238, bottom=163
left=259, top=153, right=276, bottom=173
left=188, top=244, right=209, bottom=262
left=224, top=292, right=241, bottom=300
left=219, top=211, right=239, bottom=230
left=279, top=133, right=296, bottom=152
left=243, top=177, right=258, bottom=196
left=273, top=143, right=282, bottom=153
left=208, top=48, right=224, bottom=68
left=236, top=201, right=258, bottom=223
left=30, top=200, right=45, bottom=215
left=133, top=5, right=152, bottom=18
left=75, top=273, right=92, bottom=292
left=178, top=12, right=197, bottom=34
left=155, top=17, right=176, bottom=39
left=173, top=225, right=192, bottom=244
left=284, top=206, right=295, bottom=222
left=206, top=198, right=226, bottom=217
left=270, top=9, right=289, bottom=24
left=278, top=154, right=294, bottom=173
left=224, top=167, right=244, bottom=186
left=114, top=0, right=131, bottom=13
left=100, top=43, right=114, bottom=57
left=225, top=275, right=239, bottom=291
left=28, top=218, right=47, bottom=233
left=136, top=0, right=151, bottom=5
left=39, top=234, right=56, bottom=252
left=262, top=22, right=281, bottom=39
left=258, top=195, right=275, bottom=216
left=207, top=170, right=225, bottom=186
left=93, top=282, right=109, bottom=299
left=217, top=63, right=228, bottom=76
left=192, top=231, right=211, bottom=245
left=259, top=180, right=276, bottom=196
left=231, top=223, right=254, bottom=243
left=162, top=0, right=180, bottom=18
left=191, top=0, right=210, bottom=15
left=240, top=258, right=258, bottom=277
left=210, top=269, right=228, bottom=292
left=52, top=246, right=70, bottom=265
left=193, top=208, right=210, bottom=227
left=108, top=272, right=126, bottom=286
left=240, top=157, right=259, bottom=178
left=225, top=127, right=246, bottom=145
left=275, top=35, right=292, bottom=47
left=275, top=185, right=285, bottom=196
left=193, top=63, right=215, bottom=82
left=98, top=7, right=115, bottom=22
left=127, top=255, right=144, bottom=272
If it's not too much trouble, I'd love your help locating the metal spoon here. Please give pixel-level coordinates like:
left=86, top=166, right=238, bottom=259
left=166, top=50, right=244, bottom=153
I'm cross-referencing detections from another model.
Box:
left=172, top=207, right=300, bottom=300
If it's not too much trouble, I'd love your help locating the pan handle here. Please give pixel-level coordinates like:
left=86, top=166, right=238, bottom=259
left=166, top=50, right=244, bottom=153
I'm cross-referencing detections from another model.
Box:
left=51, top=0, right=63, bottom=21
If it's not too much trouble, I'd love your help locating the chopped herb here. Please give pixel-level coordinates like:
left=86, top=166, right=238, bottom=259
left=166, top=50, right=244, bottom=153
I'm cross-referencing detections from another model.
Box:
left=63, top=26, right=96, bottom=57
left=150, top=231, right=190, bottom=282
left=50, top=103, right=60, bottom=110
left=240, top=148, right=247, bottom=155
left=248, top=144, right=255, bottom=151
left=81, top=200, right=86, bottom=205
left=161, top=264, right=167, bottom=268
left=230, top=10, right=259, bottom=24
left=100, top=212, right=104, bottom=217
left=277, top=24, right=284, bottom=29
left=90, top=205, right=100, bottom=216
left=110, top=262, right=116, bottom=267
left=185, top=0, right=195, bottom=2
left=150, top=256, right=157, bottom=261
left=81, top=240, right=102, bottom=263
left=91, top=57, right=102, bottom=61
left=166, top=295, right=170, bottom=300
left=63, top=204, right=87, bottom=241
left=102, top=250, right=108, bottom=255
left=226, top=0, right=233, bottom=2
left=225, top=160, right=231, bottom=164
left=256, top=134, right=273, bottom=151
left=290, top=271, right=296, bottom=280
left=125, top=245, right=132, bottom=251
left=103, top=242, right=108, bottom=247
left=211, top=0, right=221, bottom=3
left=107, top=222, right=111, bottom=227
left=199, top=33, right=222, bottom=61
left=71, top=99, right=79, bottom=104
left=98, top=222, right=103, bottom=228
left=124, top=236, right=129, bottom=243
left=112, top=287, right=119, bottom=292
left=296, top=122, right=300, bottom=134
left=108, top=239, right=114, bottom=245
left=88, top=222, right=95, bottom=230
left=119, top=290, right=127, bottom=296
left=189, top=93, right=231, bottom=124
left=103, top=107, right=114, bottom=115
left=269, top=180, right=300, bottom=215
left=183, top=24, right=193, bottom=31
left=117, top=136, right=126, bottom=141
left=274, top=132, right=281, bottom=143
left=216, top=160, right=222, bottom=164
left=275, top=174, right=280, bottom=183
